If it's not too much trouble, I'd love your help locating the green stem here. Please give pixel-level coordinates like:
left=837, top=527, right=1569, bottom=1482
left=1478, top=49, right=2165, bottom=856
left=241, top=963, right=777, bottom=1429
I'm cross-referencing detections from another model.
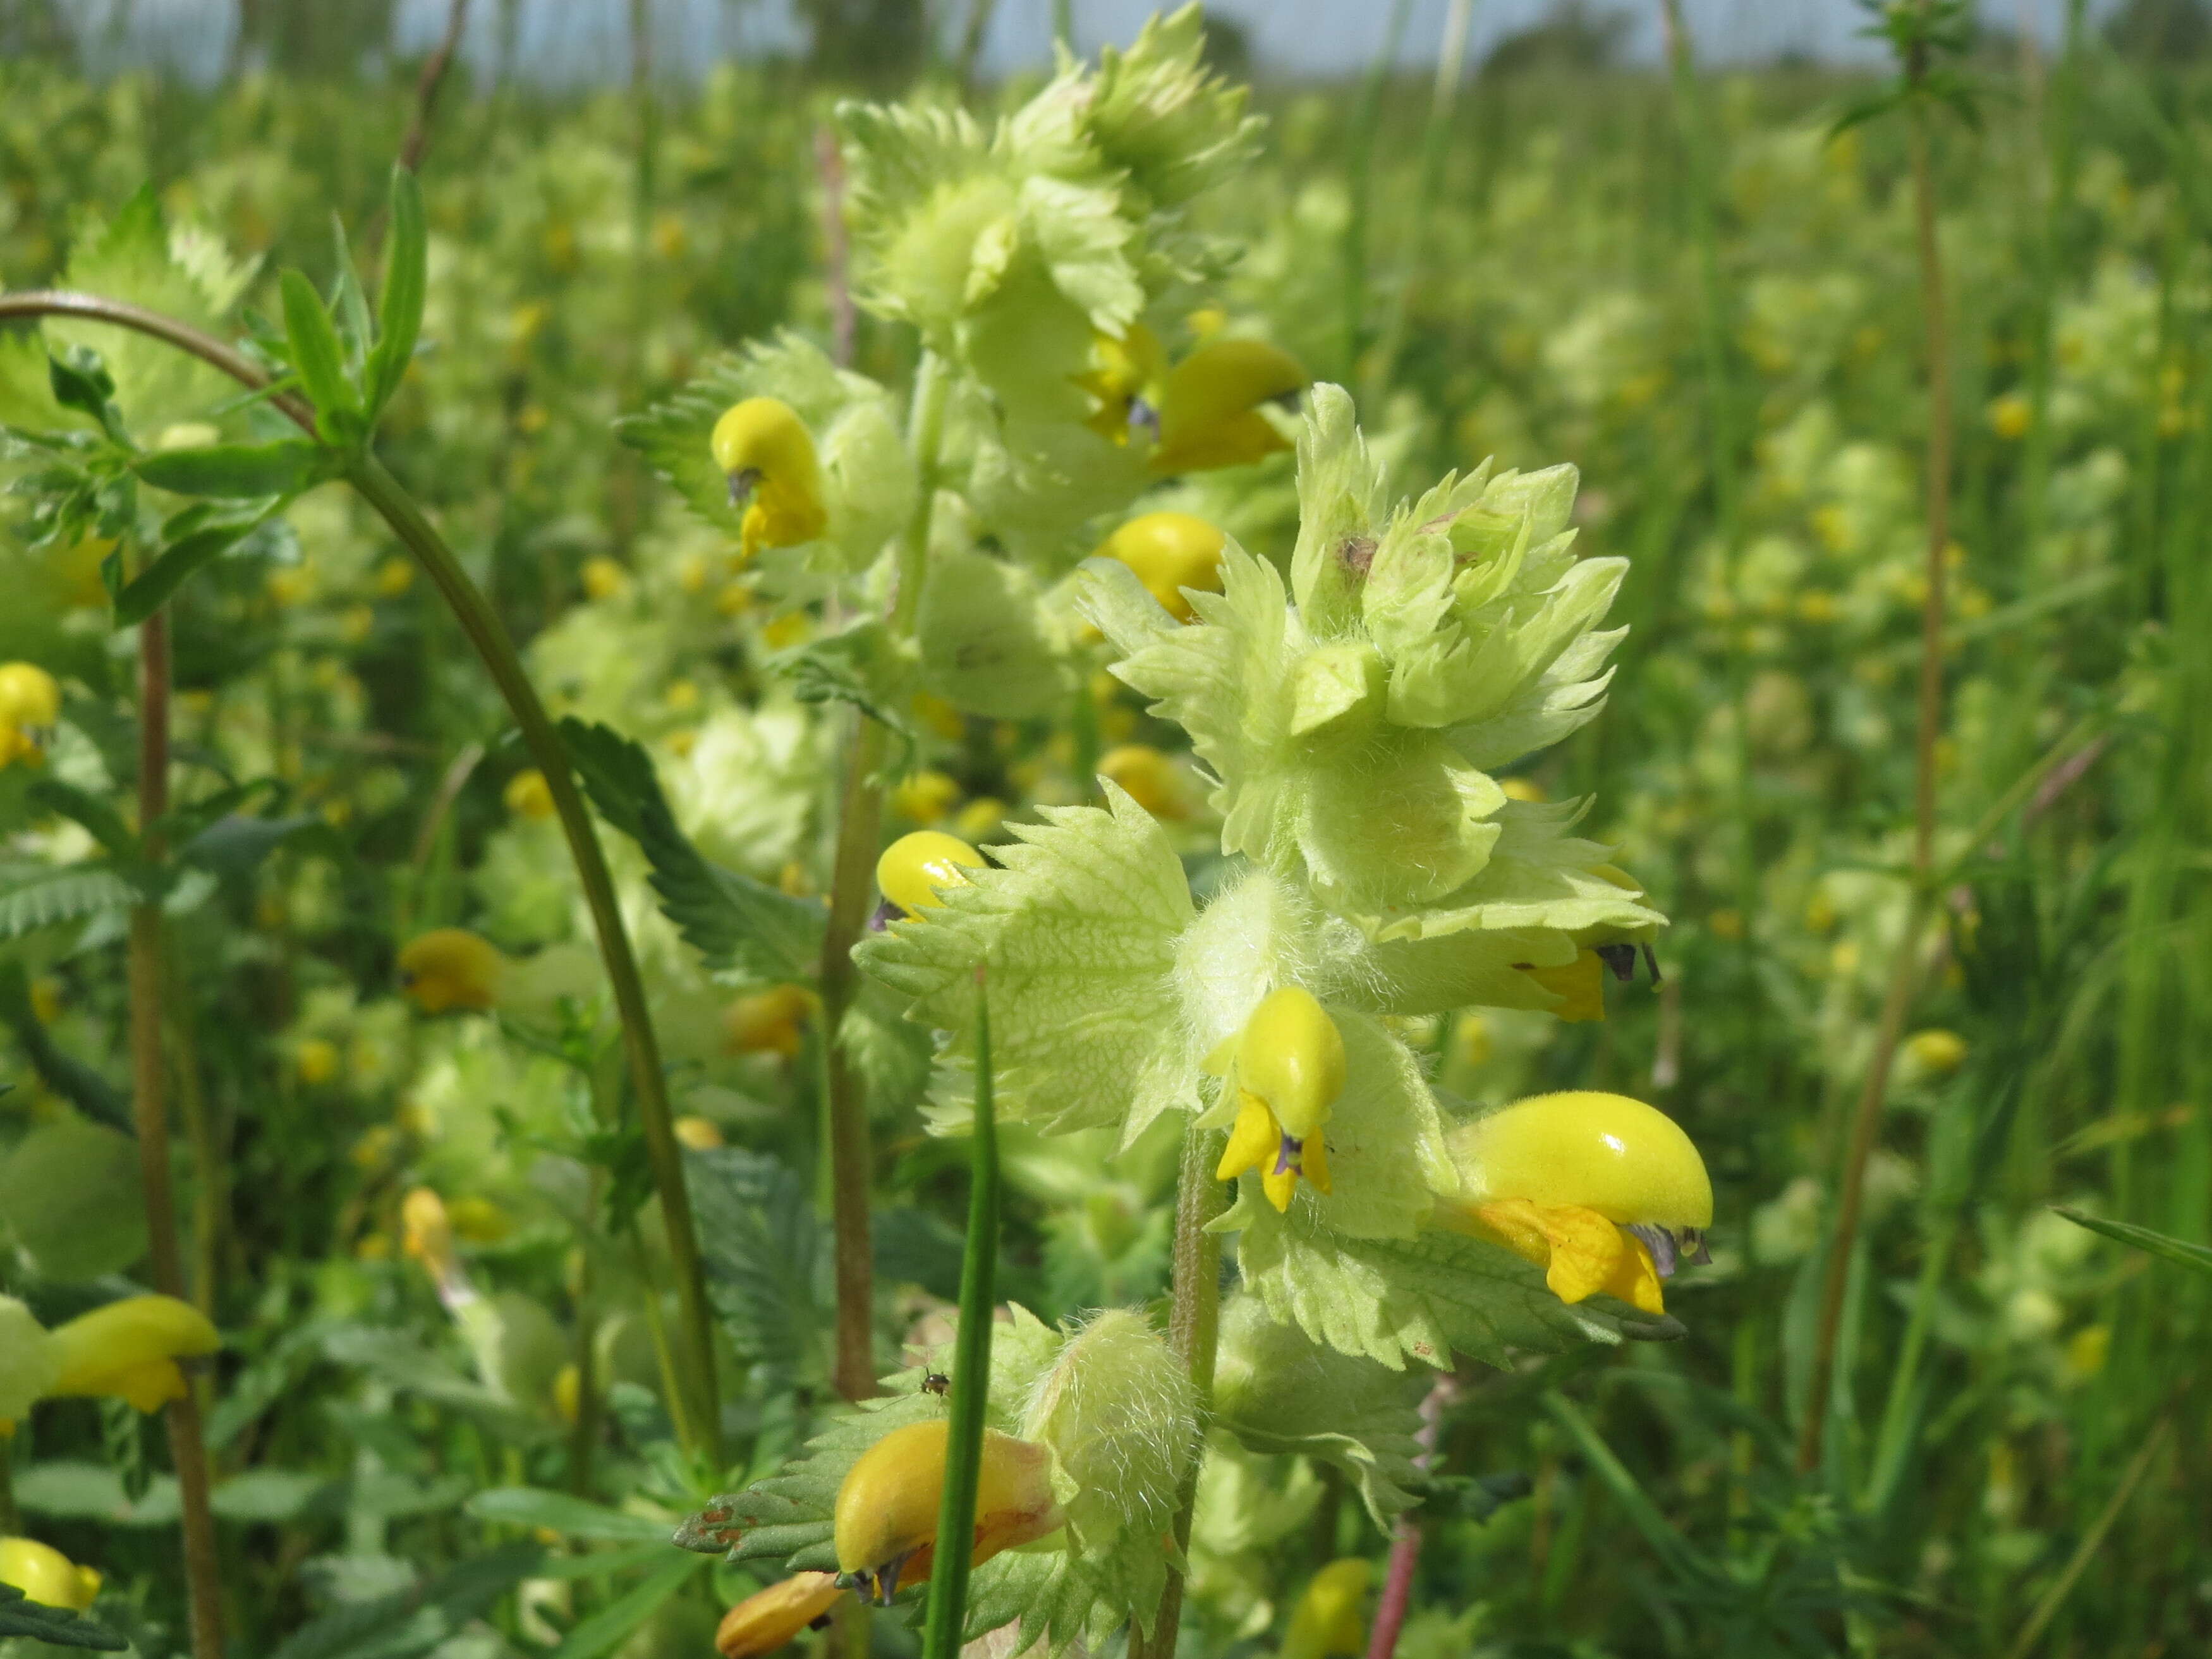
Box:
left=346, top=454, right=724, bottom=1464
left=1129, top=1124, right=1228, bottom=1659
left=130, top=611, right=226, bottom=1659
left=819, top=351, right=953, bottom=1404
left=921, top=980, right=999, bottom=1659
left=0, top=290, right=722, bottom=1466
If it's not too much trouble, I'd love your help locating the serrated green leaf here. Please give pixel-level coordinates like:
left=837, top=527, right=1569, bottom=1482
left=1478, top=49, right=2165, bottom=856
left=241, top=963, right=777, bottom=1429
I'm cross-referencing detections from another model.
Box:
left=0, top=863, right=140, bottom=940
left=772, top=617, right=921, bottom=748
left=24, top=778, right=138, bottom=860
left=856, top=783, right=1196, bottom=1141
left=370, top=167, right=428, bottom=416
left=683, top=1146, right=830, bottom=1373
left=0, top=962, right=131, bottom=1130
left=1082, top=6, right=1265, bottom=212
left=179, top=811, right=342, bottom=879
left=1232, top=1193, right=1685, bottom=1371
left=1211, top=1294, right=1425, bottom=1527
left=561, top=717, right=827, bottom=982
left=136, top=441, right=334, bottom=499
left=0, top=1583, right=127, bottom=1651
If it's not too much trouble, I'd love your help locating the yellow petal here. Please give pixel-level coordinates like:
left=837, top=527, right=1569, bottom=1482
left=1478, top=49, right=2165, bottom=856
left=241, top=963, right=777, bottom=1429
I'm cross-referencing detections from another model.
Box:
left=1261, top=1163, right=1299, bottom=1213
left=1300, top=1129, right=1333, bottom=1196
left=47, top=1296, right=217, bottom=1409
left=1215, top=1092, right=1278, bottom=1184
left=1517, top=950, right=1607, bottom=1022
left=832, top=1419, right=1060, bottom=1603
left=1601, top=1230, right=1667, bottom=1315
left=0, top=1536, right=99, bottom=1611
left=716, top=1572, right=846, bottom=1657
left=875, top=832, right=983, bottom=918
left=396, top=928, right=505, bottom=1014
left=1236, top=987, right=1345, bottom=1139
left=1534, top=1206, right=1631, bottom=1305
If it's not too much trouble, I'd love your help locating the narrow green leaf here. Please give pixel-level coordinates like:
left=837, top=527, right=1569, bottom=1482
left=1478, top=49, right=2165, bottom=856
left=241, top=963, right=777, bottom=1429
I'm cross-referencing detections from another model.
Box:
left=922, top=978, right=1000, bottom=1659
left=328, top=210, right=374, bottom=366
left=547, top=1553, right=705, bottom=1659
left=2054, top=1206, right=2212, bottom=1278
left=466, top=1487, right=678, bottom=1544
left=370, top=166, right=428, bottom=417
left=280, top=267, right=362, bottom=441
left=114, top=500, right=284, bottom=625
left=137, top=441, right=334, bottom=499
left=1541, top=1392, right=1716, bottom=1585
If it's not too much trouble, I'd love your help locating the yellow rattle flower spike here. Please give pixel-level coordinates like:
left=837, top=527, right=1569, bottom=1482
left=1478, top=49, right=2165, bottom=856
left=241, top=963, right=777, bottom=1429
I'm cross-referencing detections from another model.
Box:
left=1213, top=986, right=1347, bottom=1213
left=875, top=830, right=984, bottom=920
left=0, top=1536, right=102, bottom=1611
left=45, top=1295, right=221, bottom=1414
left=710, top=397, right=829, bottom=564
left=1439, top=1090, right=1712, bottom=1315
left=714, top=1571, right=848, bottom=1656
left=831, top=1418, right=1062, bottom=1606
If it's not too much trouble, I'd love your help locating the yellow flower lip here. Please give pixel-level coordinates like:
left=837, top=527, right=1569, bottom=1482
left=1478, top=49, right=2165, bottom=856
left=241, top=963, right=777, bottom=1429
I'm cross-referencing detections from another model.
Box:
left=0, top=1536, right=100, bottom=1611
left=1210, top=988, right=1346, bottom=1212
left=715, top=1571, right=846, bottom=1656
left=46, top=1295, right=220, bottom=1414
left=830, top=1419, right=1061, bottom=1607
left=875, top=831, right=983, bottom=920
left=708, top=397, right=828, bottom=562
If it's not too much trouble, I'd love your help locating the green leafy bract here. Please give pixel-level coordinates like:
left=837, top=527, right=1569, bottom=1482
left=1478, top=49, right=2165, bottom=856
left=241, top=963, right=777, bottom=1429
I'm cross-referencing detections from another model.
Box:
left=1210, top=1294, right=1425, bottom=1526
left=0, top=1584, right=126, bottom=1651
left=857, top=783, right=1198, bottom=1142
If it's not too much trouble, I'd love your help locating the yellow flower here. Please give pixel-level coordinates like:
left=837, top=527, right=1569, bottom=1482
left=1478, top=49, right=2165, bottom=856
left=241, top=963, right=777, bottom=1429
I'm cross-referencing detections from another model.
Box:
left=1097, top=744, right=1186, bottom=819
left=1080, top=326, right=1308, bottom=474
left=1438, top=1091, right=1712, bottom=1314
left=0, top=1537, right=101, bottom=1611
left=295, top=1036, right=341, bottom=1086
left=46, top=1295, right=221, bottom=1414
left=397, top=928, right=506, bottom=1014
left=503, top=769, right=556, bottom=822
left=760, top=611, right=811, bottom=651
left=0, top=664, right=61, bottom=731
left=710, top=398, right=829, bottom=563
left=1902, top=1028, right=1967, bottom=1078
left=1095, top=511, right=1228, bottom=622
left=890, top=769, right=961, bottom=824
left=375, top=556, right=415, bottom=597
left=722, top=985, right=818, bottom=1058
left=1515, top=949, right=1607, bottom=1022
left=1988, top=393, right=2032, bottom=441
left=674, top=1115, right=726, bottom=1150
left=1212, top=987, right=1346, bottom=1213
left=953, top=796, right=1006, bottom=843
left=876, top=831, right=983, bottom=918
left=1282, top=1557, right=1371, bottom=1659
left=832, top=1419, right=1062, bottom=1605
left=715, top=1572, right=848, bottom=1657
left=1, top=1298, right=59, bottom=1432
left=1498, top=775, right=1547, bottom=803
left=447, top=1196, right=513, bottom=1244
left=401, top=1188, right=460, bottom=1284
left=581, top=557, right=629, bottom=601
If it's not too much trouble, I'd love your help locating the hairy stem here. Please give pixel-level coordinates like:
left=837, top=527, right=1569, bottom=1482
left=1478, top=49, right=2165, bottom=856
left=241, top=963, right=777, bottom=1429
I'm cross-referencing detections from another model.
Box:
left=1130, top=1126, right=1229, bottom=1659
left=0, top=290, right=724, bottom=1464
left=1364, top=1377, right=1455, bottom=1659
left=130, top=612, right=226, bottom=1659
left=1797, top=37, right=1955, bottom=1474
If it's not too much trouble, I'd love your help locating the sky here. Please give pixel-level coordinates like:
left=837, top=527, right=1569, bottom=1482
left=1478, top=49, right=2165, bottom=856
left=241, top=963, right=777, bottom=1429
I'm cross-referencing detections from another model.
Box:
left=70, top=0, right=2122, bottom=88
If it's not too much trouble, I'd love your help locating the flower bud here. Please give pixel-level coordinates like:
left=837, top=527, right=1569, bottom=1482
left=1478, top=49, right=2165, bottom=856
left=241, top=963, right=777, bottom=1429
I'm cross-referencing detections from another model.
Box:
left=674, top=1115, right=726, bottom=1150
left=397, top=928, right=506, bottom=1014
left=875, top=832, right=983, bottom=918
left=1282, top=1558, right=1371, bottom=1659
left=503, top=769, right=556, bottom=822
left=1098, top=744, right=1186, bottom=819
left=715, top=1572, right=846, bottom=1656
left=0, top=664, right=59, bottom=731
left=832, top=1419, right=1061, bottom=1605
left=46, top=1296, right=220, bottom=1414
left=723, top=985, right=817, bottom=1057
left=0, top=1536, right=100, bottom=1610
left=1096, top=512, right=1227, bottom=622
left=710, top=398, right=829, bottom=563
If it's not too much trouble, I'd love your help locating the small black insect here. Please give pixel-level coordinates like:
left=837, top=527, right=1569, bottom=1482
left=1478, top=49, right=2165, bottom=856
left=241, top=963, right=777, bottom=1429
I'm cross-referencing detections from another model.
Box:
left=921, top=1371, right=951, bottom=1396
